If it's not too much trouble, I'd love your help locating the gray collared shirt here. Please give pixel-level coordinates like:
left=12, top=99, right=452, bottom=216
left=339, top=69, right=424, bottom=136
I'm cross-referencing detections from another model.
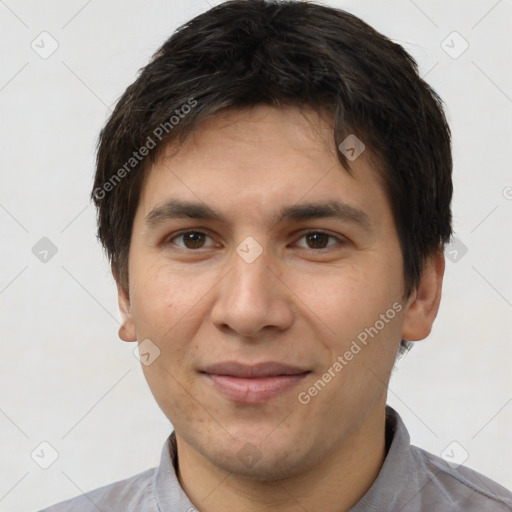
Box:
left=39, top=407, right=512, bottom=511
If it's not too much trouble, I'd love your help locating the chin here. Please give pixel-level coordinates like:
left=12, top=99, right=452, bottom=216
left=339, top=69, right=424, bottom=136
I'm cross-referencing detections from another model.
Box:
left=201, top=434, right=315, bottom=483
left=215, top=450, right=307, bottom=482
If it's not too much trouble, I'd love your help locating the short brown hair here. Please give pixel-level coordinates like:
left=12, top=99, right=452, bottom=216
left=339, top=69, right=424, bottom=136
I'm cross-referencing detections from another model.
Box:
left=93, top=0, right=452, bottom=301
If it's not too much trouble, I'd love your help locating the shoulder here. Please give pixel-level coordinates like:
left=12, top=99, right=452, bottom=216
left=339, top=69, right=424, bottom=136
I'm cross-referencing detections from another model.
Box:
left=411, top=445, right=512, bottom=511
left=37, top=468, right=158, bottom=512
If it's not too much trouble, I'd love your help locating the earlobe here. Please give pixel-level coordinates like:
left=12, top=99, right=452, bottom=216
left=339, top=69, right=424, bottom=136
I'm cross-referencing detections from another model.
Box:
left=117, top=282, right=137, bottom=342
left=401, top=250, right=445, bottom=342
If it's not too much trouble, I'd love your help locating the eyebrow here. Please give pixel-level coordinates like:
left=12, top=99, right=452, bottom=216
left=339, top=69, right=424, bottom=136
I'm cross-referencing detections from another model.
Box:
left=145, top=199, right=372, bottom=231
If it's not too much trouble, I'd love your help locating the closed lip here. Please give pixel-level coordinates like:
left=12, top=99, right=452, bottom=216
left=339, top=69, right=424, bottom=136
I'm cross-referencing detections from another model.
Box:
left=201, top=361, right=311, bottom=404
left=200, top=361, right=310, bottom=378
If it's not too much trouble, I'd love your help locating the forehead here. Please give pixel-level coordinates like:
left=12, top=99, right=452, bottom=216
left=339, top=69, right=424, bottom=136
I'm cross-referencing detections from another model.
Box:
left=159, top=105, right=338, bottom=170
left=137, top=105, right=390, bottom=226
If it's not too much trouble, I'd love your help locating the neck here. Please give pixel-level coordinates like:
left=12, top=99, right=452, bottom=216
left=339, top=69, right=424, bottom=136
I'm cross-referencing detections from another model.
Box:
left=175, top=406, right=387, bottom=512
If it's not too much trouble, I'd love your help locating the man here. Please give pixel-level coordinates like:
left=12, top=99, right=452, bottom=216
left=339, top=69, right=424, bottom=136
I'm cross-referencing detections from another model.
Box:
left=41, top=0, right=512, bottom=510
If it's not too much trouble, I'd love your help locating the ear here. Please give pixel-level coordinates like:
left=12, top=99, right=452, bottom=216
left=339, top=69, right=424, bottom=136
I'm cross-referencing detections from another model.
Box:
left=116, top=277, right=137, bottom=343
left=401, top=250, right=445, bottom=342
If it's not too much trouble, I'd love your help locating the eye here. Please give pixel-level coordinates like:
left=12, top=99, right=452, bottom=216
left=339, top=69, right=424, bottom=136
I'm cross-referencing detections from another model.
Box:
left=166, top=230, right=344, bottom=251
left=169, top=231, right=216, bottom=250
left=294, top=231, right=343, bottom=250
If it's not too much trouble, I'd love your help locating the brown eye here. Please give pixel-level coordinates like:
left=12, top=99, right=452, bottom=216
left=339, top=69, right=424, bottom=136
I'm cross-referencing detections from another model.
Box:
left=171, top=231, right=213, bottom=249
left=294, top=231, right=344, bottom=250
left=182, top=232, right=205, bottom=249
left=305, top=232, right=330, bottom=249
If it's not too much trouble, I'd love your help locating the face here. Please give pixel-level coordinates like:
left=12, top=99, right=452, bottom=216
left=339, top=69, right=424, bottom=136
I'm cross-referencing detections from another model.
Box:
left=119, top=105, right=440, bottom=480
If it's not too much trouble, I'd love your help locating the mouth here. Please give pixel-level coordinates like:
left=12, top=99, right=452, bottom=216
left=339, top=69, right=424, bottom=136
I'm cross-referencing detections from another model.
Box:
left=200, top=361, right=311, bottom=404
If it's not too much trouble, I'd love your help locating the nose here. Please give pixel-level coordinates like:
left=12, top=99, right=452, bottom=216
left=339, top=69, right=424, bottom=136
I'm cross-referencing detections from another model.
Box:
left=210, top=247, right=294, bottom=338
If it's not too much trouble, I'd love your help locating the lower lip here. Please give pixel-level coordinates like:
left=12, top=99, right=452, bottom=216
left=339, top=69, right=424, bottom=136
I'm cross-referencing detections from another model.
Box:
left=204, top=373, right=309, bottom=404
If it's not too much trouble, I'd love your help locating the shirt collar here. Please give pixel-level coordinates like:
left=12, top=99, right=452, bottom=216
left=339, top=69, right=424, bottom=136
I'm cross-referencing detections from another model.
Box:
left=350, top=406, right=420, bottom=511
left=153, top=429, right=195, bottom=510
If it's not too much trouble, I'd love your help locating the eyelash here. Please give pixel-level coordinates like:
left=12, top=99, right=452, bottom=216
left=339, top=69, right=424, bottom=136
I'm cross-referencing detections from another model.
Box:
left=166, top=230, right=346, bottom=251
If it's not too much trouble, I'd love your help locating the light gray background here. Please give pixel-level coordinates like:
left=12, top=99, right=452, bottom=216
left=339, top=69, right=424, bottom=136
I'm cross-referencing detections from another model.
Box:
left=1, top=0, right=511, bottom=510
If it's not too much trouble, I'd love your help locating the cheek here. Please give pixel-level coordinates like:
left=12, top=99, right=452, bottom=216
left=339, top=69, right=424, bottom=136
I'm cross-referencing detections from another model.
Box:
left=292, top=267, right=385, bottom=334
left=290, top=260, right=404, bottom=362
left=131, top=274, right=173, bottom=333
left=129, top=263, right=214, bottom=364
left=130, top=263, right=194, bottom=329
left=141, top=361, right=202, bottom=430
left=131, top=267, right=204, bottom=421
